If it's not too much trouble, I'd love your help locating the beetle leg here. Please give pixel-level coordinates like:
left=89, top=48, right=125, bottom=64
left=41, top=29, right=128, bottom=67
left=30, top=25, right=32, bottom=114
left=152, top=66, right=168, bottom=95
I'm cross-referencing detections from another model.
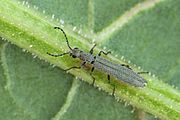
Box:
left=112, top=84, right=116, bottom=97
left=108, top=74, right=110, bottom=83
left=90, top=67, right=96, bottom=86
left=121, top=64, right=132, bottom=70
left=98, top=51, right=111, bottom=56
left=89, top=44, right=96, bottom=54
left=137, top=71, right=149, bottom=74
left=107, top=75, right=115, bottom=96
left=64, top=61, right=86, bottom=72
left=47, top=52, right=69, bottom=57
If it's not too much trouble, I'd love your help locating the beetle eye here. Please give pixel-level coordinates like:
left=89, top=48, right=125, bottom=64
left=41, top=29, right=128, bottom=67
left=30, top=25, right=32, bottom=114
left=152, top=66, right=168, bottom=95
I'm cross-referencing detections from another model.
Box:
left=72, top=55, right=76, bottom=58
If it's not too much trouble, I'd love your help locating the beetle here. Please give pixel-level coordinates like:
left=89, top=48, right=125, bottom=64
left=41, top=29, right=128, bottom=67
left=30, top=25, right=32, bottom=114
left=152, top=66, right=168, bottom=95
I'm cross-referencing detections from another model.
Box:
left=47, top=27, right=148, bottom=95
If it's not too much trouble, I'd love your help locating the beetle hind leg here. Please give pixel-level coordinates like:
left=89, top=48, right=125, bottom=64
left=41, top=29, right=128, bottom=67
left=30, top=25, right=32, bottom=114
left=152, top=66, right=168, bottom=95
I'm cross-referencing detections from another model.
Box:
left=137, top=71, right=149, bottom=74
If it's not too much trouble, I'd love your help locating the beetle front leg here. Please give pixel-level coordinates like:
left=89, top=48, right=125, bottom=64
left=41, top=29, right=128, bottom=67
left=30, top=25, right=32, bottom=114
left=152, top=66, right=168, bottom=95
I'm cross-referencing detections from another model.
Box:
left=89, top=44, right=96, bottom=54
left=64, top=61, right=86, bottom=72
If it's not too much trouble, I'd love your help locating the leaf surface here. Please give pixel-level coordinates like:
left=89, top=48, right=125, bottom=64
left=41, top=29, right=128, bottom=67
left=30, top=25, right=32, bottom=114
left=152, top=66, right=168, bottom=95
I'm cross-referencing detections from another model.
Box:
left=0, top=0, right=180, bottom=120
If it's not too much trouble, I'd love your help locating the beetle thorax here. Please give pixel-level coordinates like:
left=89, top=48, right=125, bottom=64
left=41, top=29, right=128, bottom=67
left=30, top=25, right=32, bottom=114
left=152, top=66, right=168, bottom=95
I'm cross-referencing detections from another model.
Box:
left=70, top=48, right=95, bottom=63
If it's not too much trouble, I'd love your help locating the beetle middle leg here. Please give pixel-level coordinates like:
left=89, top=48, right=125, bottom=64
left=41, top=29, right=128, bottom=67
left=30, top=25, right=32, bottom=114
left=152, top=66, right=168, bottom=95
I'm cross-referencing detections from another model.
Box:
left=64, top=61, right=86, bottom=72
left=98, top=51, right=111, bottom=56
left=107, top=74, right=115, bottom=96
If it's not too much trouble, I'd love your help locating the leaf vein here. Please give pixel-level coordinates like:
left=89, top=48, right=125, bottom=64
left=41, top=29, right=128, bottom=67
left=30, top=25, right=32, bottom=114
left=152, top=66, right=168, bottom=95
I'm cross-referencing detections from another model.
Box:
left=95, top=0, right=165, bottom=43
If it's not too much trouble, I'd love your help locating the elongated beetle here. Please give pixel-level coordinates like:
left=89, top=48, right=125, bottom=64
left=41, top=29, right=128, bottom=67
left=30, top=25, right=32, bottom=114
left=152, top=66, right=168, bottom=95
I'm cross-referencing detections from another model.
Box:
left=47, top=27, right=148, bottom=95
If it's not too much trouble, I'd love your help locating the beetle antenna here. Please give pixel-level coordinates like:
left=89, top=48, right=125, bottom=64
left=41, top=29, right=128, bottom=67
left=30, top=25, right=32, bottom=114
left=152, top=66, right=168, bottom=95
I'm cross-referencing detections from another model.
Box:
left=54, top=27, right=72, bottom=50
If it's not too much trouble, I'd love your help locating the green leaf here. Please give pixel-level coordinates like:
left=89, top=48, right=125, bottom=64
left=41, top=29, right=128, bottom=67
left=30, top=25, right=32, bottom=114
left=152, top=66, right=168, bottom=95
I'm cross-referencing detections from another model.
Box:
left=0, top=0, right=180, bottom=120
